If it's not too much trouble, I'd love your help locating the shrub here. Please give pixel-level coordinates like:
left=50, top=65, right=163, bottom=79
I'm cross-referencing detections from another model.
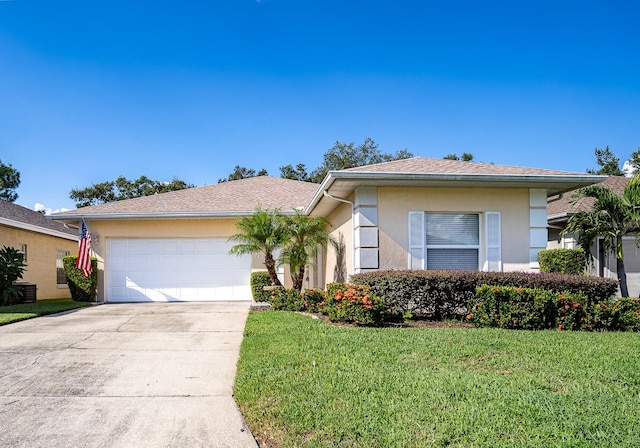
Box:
left=538, top=248, right=586, bottom=275
left=325, top=283, right=385, bottom=326
left=0, top=246, right=27, bottom=306
left=352, top=270, right=617, bottom=319
left=300, top=289, right=327, bottom=313
left=250, top=271, right=272, bottom=302
left=609, top=298, right=640, bottom=331
left=63, top=256, right=98, bottom=302
left=469, top=285, right=587, bottom=331
left=268, top=287, right=328, bottom=313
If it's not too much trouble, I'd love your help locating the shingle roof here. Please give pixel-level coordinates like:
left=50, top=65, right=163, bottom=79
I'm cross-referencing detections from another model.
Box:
left=547, top=176, right=630, bottom=221
left=53, top=176, right=320, bottom=218
left=343, top=157, right=583, bottom=176
left=0, top=200, right=78, bottom=237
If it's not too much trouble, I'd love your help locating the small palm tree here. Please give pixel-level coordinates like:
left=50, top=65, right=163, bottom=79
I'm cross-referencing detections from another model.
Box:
left=280, top=210, right=335, bottom=291
left=563, top=177, right=640, bottom=297
left=228, top=208, right=289, bottom=286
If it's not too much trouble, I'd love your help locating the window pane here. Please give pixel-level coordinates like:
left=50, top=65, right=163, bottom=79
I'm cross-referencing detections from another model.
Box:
left=56, top=250, right=70, bottom=285
left=427, top=248, right=479, bottom=270
left=425, top=213, right=479, bottom=246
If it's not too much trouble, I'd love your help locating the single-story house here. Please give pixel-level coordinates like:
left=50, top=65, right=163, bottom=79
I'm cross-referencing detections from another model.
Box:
left=52, top=157, right=603, bottom=303
left=547, top=175, right=640, bottom=295
left=0, top=200, right=79, bottom=299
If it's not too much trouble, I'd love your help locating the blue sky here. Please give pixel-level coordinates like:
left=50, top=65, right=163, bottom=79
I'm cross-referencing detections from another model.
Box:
left=1, top=0, right=639, bottom=213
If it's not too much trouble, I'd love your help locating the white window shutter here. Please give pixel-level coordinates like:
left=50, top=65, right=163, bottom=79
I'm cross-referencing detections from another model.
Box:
left=485, top=211, right=502, bottom=272
left=408, top=211, right=425, bottom=269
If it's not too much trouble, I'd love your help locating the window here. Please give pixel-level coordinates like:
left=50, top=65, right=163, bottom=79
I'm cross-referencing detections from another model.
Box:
left=425, top=213, right=480, bottom=270
left=19, top=244, right=27, bottom=262
left=409, top=211, right=501, bottom=272
left=56, top=250, right=70, bottom=285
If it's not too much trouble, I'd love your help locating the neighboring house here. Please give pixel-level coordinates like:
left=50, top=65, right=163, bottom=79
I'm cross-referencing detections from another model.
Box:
left=547, top=175, right=640, bottom=295
left=52, top=158, right=603, bottom=303
left=0, top=200, right=79, bottom=299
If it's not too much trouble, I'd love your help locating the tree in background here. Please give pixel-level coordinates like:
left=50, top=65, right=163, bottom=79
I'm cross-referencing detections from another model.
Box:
left=587, top=146, right=625, bottom=176
left=0, top=160, right=20, bottom=202
left=218, top=165, right=268, bottom=183
left=443, top=153, right=474, bottom=161
left=563, top=176, right=640, bottom=297
left=308, top=137, right=413, bottom=183
left=280, top=210, right=335, bottom=291
left=228, top=208, right=289, bottom=286
left=279, top=163, right=311, bottom=182
left=70, top=175, right=194, bottom=208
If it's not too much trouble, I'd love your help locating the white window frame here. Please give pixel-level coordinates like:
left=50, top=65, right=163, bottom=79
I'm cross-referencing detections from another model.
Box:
left=425, top=212, right=480, bottom=271
left=56, top=250, right=70, bottom=286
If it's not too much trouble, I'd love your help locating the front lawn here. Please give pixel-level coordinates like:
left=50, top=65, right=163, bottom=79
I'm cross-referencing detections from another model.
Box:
left=235, top=311, right=640, bottom=448
left=0, top=298, right=92, bottom=326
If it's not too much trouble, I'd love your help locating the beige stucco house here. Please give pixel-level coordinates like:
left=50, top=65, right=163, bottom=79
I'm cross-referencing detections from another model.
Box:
left=52, top=157, right=602, bottom=303
left=0, top=200, right=78, bottom=299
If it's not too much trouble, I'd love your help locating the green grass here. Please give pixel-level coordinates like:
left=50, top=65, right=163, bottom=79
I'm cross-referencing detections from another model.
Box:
left=234, top=311, right=640, bottom=448
left=0, top=298, right=92, bottom=325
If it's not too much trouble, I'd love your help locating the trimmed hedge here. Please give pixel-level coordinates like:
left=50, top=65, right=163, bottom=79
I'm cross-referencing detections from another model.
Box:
left=268, top=288, right=327, bottom=313
left=469, top=285, right=588, bottom=330
left=538, top=248, right=586, bottom=275
left=351, top=270, right=618, bottom=319
left=63, top=256, right=98, bottom=302
left=250, top=271, right=272, bottom=302
left=325, top=283, right=385, bottom=326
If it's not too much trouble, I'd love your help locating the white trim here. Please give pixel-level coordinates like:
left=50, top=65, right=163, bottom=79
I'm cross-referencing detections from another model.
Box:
left=0, top=217, right=78, bottom=241
left=485, top=211, right=502, bottom=271
left=408, top=211, right=425, bottom=269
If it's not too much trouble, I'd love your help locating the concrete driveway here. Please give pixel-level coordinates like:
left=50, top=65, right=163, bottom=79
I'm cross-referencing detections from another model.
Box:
left=0, top=302, right=258, bottom=448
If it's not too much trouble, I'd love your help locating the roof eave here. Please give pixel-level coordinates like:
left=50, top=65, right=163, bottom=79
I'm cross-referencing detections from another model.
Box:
left=50, top=209, right=301, bottom=222
left=0, top=217, right=79, bottom=241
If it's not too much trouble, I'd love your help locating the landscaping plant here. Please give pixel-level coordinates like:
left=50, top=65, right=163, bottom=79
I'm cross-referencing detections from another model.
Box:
left=0, top=246, right=27, bottom=306
left=63, top=256, right=98, bottom=302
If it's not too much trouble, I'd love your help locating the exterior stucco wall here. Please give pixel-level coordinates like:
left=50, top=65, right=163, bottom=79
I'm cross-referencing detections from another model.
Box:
left=324, top=201, right=354, bottom=286
left=0, top=224, right=77, bottom=299
left=377, top=187, right=531, bottom=272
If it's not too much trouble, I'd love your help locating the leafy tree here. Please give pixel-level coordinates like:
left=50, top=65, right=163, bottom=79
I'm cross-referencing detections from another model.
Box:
left=70, top=175, right=194, bottom=208
left=563, top=176, right=640, bottom=297
left=443, top=153, right=474, bottom=161
left=228, top=208, right=289, bottom=286
left=279, top=163, right=311, bottom=182
left=625, top=147, right=640, bottom=176
left=218, top=165, right=268, bottom=183
left=587, top=146, right=625, bottom=176
left=0, top=160, right=20, bottom=202
left=308, top=137, right=413, bottom=183
left=280, top=210, right=334, bottom=291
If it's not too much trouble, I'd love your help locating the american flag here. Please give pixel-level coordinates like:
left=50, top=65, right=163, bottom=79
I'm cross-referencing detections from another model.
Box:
left=76, top=219, right=92, bottom=277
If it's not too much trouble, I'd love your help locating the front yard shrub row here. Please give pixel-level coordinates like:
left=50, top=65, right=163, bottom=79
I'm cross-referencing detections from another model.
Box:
left=470, top=285, right=640, bottom=331
left=537, top=248, right=586, bottom=275
left=250, top=271, right=272, bottom=302
left=63, top=256, right=98, bottom=302
left=351, top=270, right=618, bottom=319
left=268, top=283, right=384, bottom=326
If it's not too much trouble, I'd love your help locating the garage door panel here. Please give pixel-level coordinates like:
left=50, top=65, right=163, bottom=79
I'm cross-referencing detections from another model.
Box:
left=107, top=238, right=251, bottom=302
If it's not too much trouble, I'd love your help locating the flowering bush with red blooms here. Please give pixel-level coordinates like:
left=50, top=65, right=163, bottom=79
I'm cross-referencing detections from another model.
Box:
left=300, top=289, right=328, bottom=314
left=469, top=285, right=586, bottom=331
left=598, top=298, right=640, bottom=332
left=325, top=283, right=385, bottom=326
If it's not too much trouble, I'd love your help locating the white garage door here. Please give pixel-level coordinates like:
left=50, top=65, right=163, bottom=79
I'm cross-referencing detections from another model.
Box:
left=106, top=238, right=252, bottom=302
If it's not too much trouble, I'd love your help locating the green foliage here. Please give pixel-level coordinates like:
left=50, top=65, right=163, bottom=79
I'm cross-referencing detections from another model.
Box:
left=591, top=298, right=640, bottom=332
left=443, top=152, right=474, bottom=161
left=587, top=145, right=625, bottom=176
left=352, top=270, right=618, bottom=319
left=250, top=271, right=272, bottom=302
left=537, top=248, right=586, bottom=275
left=279, top=163, right=311, bottom=182
left=0, top=159, right=20, bottom=202
left=63, top=256, right=98, bottom=302
left=268, top=288, right=327, bottom=313
left=308, top=137, right=413, bottom=183
left=469, top=285, right=588, bottom=330
left=229, top=208, right=289, bottom=286
left=70, top=175, right=194, bottom=208
left=280, top=210, right=334, bottom=290
left=325, top=282, right=385, bottom=326
left=0, top=246, right=27, bottom=306
left=218, top=165, right=268, bottom=183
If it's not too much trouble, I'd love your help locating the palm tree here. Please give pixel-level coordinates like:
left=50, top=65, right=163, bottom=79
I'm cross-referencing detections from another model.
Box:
left=563, top=176, right=640, bottom=297
left=280, top=210, right=335, bottom=291
left=228, top=208, right=289, bottom=286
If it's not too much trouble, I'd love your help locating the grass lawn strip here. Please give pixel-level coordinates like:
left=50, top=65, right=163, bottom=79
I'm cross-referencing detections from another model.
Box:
left=0, top=299, right=92, bottom=326
left=235, top=311, right=640, bottom=448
